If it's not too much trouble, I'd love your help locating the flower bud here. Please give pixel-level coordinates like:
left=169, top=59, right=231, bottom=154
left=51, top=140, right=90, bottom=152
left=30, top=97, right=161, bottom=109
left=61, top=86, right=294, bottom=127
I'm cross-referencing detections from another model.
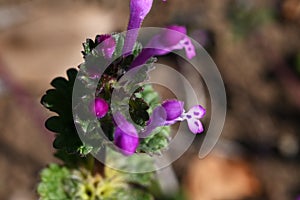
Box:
left=93, top=98, right=109, bottom=119
left=162, top=100, right=184, bottom=121
left=113, top=113, right=139, bottom=156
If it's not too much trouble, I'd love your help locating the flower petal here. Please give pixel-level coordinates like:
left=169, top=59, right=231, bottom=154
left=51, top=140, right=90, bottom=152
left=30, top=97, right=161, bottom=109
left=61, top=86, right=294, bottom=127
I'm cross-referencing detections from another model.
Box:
left=93, top=98, right=109, bottom=119
left=186, top=105, right=206, bottom=119
left=140, top=106, right=166, bottom=137
left=130, top=0, right=153, bottom=20
left=162, top=99, right=184, bottom=121
left=158, top=25, right=187, bottom=47
left=130, top=25, right=196, bottom=68
left=113, top=113, right=139, bottom=156
left=187, top=118, right=204, bottom=134
left=123, top=0, right=153, bottom=54
left=114, top=127, right=139, bottom=156
left=164, top=116, right=184, bottom=126
left=180, top=37, right=196, bottom=59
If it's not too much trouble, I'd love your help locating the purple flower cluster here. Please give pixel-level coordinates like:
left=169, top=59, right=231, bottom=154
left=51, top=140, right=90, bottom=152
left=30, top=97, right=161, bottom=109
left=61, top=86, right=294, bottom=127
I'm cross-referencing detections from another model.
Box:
left=91, top=0, right=205, bottom=156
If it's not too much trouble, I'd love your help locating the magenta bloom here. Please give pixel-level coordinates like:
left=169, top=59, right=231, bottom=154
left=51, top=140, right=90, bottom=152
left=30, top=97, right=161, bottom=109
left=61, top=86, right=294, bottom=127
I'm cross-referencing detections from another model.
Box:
left=123, top=0, right=154, bottom=54
left=162, top=99, right=184, bottom=121
left=113, top=113, right=139, bottom=156
left=131, top=25, right=196, bottom=68
left=123, top=0, right=167, bottom=54
left=182, top=105, right=206, bottom=134
left=146, top=99, right=206, bottom=134
left=93, top=98, right=109, bottom=119
left=140, top=106, right=167, bottom=137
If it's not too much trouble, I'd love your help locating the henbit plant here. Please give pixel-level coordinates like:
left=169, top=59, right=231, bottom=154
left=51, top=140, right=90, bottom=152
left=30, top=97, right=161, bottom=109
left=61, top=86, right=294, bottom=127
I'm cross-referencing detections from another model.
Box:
left=38, top=1, right=206, bottom=199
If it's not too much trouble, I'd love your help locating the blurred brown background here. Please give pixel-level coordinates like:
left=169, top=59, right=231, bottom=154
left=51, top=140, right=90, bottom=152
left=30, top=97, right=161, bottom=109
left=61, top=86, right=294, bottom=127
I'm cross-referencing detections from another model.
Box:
left=0, top=0, right=300, bottom=199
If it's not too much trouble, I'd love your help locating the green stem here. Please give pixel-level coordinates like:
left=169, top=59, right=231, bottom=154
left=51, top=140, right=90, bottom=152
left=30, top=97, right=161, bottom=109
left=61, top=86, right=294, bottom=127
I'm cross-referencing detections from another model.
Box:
left=92, top=146, right=106, bottom=177
left=86, top=154, right=95, bottom=172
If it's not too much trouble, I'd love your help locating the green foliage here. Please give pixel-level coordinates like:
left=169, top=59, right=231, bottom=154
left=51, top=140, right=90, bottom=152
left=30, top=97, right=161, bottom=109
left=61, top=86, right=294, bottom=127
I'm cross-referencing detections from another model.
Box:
left=38, top=164, right=75, bottom=200
left=40, top=30, right=176, bottom=199
left=140, top=85, right=160, bottom=112
left=54, top=150, right=89, bottom=169
left=130, top=96, right=150, bottom=126
left=112, top=188, right=154, bottom=200
left=132, top=42, right=143, bottom=57
left=137, top=85, right=172, bottom=154
left=137, top=126, right=171, bottom=155
left=41, top=68, right=90, bottom=166
left=38, top=163, right=155, bottom=200
left=126, top=173, right=154, bottom=188
left=82, top=38, right=96, bottom=58
left=82, top=33, right=141, bottom=60
left=112, top=33, right=125, bottom=59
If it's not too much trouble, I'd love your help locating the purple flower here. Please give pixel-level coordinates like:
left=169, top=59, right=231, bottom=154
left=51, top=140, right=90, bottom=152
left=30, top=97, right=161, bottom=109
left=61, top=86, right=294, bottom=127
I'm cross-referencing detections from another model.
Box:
left=93, top=98, right=109, bottom=119
left=95, top=34, right=116, bottom=59
left=123, top=0, right=154, bottom=54
left=140, top=106, right=167, bottom=137
left=162, top=99, right=184, bottom=121
left=131, top=25, right=196, bottom=68
left=150, top=99, right=205, bottom=134
left=113, top=113, right=139, bottom=156
left=123, top=0, right=167, bottom=54
left=182, top=105, right=206, bottom=134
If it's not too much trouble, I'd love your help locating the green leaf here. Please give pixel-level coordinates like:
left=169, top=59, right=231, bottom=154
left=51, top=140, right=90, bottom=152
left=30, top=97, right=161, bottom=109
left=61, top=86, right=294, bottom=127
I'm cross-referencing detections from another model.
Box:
left=54, top=151, right=89, bottom=169
left=41, top=68, right=86, bottom=165
left=112, top=33, right=125, bottom=59
left=99, top=114, right=115, bottom=141
left=141, top=85, right=160, bottom=111
left=82, top=39, right=95, bottom=58
left=45, top=116, right=62, bottom=133
left=132, top=42, right=143, bottom=57
left=38, top=164, right=73, bottom=200
left=67, top=68, right=78, bottom=83
left=137, top=126, right=171, bottom=154
left=51, top=77, right=69, bottom=90
left=112, top=188, right=154, bottom=200
left=129, top=97, right=150, bottom=126
left=137, top=85, right=171, bottom=154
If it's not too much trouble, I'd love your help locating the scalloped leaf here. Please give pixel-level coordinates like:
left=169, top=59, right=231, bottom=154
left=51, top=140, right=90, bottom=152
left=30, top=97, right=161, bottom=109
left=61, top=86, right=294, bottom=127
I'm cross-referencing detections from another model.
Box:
left=41, top=68, right=84, bottom=160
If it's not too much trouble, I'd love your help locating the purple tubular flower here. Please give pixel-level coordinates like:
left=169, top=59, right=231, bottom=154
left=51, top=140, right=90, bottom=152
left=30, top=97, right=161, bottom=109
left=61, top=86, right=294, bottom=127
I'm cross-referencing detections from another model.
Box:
left=140, top=106, right=167, bottom=137
left=162, top=99, right=184, bottom=121
left=130, top=25, right=196, bottom=68
left=140, top=99, right=205, bottom=136
left=123, top=0, right=167, bottom=54
left=93, top=98, right=109, bottom=119
left=113, top=113, right=139, bottom=156
left=159, top=99, right=206, bottom=134
left=95, top=34, right=116, bottom=59
left=123, top=0, right=154, bottom=54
